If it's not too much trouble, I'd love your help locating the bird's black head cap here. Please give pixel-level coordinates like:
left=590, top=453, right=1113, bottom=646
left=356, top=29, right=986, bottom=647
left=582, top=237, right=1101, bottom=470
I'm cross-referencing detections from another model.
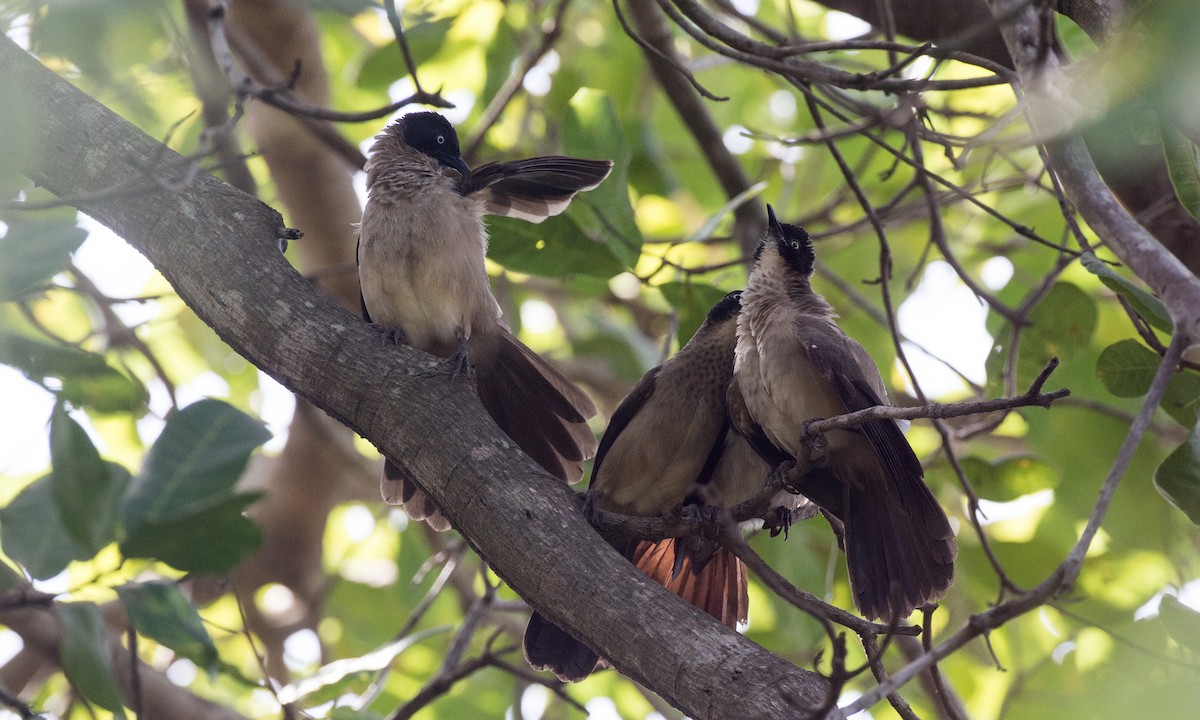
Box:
left=705, top=290, right=743, bottom=325
left=763, top=205, right=815, bottom=276
left=394, top=112, right=470, bottom=178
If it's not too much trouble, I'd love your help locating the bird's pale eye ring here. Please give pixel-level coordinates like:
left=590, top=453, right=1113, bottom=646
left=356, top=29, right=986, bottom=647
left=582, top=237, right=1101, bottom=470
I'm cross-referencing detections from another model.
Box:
left=436, top=135, right=446, bottom=144
left=790, top=240, right=800, bottom=250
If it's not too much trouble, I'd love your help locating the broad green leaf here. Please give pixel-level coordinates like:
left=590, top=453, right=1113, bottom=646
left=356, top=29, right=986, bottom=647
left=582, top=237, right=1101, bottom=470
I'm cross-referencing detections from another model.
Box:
left=1158, top=594, right=1200, bottom=653
left=1155, top=421, right=1200, bottom=525
left=1096, top=339, right=1159, bottom=397
left=1019, top=282, right=1097, bottom=386
left=1160, top=119, right=1200, bottom=224
left=0, top=329, right=148, bottom=413
left=120, top=493, right=263, bottom=574
left=123, top=399, right=270, bottom=530
left=480, top=22, right=518, bottom=109
left=57, top=602, right=127, bottom=718
left=1080, top=253, right=1172, bottom=333
left=0, top=561, right=20, bottom=593
left=0, top=218, right=88, bottom=301
left=0, top=475, right=91, bottom=579
left=356, top=18, right=454, bottom=91
left=657, top=282, right=733, bottom=346
left=563, top=88, right=643, bottom=269
left=487, top=214, right=625, bottom=278
left=50, top=403, right=125, bottom=553
left=116, top=581, right=218, bottom=670
left=1163, top=370, right=1200, bottom=428
left=961, top=455, right=1059, bottom=502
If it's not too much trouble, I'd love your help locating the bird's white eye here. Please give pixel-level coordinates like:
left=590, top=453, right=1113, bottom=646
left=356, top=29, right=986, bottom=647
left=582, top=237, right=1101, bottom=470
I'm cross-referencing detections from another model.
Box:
left=436, top=135, right=446, bottom=144
left=790, top=240, right=800, bottom=250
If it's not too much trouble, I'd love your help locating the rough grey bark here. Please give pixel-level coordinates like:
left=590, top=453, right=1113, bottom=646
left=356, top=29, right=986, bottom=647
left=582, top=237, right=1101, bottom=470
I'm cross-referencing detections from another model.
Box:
left=0, top=36, right=831, bottom=720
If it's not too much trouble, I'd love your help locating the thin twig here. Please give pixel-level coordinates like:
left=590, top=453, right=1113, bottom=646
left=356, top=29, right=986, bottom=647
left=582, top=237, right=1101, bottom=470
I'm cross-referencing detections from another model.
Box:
left=840, top=334, right=1185, bottom=715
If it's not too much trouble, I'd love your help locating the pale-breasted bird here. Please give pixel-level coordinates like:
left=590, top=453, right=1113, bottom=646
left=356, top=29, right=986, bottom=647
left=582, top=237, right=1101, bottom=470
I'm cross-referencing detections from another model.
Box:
left=524, top=291, right=810, bottom=682
left=357, top=112, right=612, bottom=530
left=729, top=206, right=957, bottom=622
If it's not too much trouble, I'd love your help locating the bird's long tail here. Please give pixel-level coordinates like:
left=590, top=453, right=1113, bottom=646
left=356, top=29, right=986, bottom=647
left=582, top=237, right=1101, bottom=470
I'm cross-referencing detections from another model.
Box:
left=475, top=331, right=598, bottom=484
left=631, top=539, right=748, bottom=627
left=835, top=470, right=957, bottom=622
left=523, top=538, right=747, bottom=682
left=380, top=460, right=451, bottom=532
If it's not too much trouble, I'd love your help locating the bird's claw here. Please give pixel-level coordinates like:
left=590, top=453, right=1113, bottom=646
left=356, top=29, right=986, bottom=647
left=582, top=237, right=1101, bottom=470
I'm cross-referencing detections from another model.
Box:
left=766, top=507, right=794, bottom=538
left=801, top=417, right=828, bottom=449
left=447, top=341, right=475, bottom=383
left=369, top=323, right=407, bottom=346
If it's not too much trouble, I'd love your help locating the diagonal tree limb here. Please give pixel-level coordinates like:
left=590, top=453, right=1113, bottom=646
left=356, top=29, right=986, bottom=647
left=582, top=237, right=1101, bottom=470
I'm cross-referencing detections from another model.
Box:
left=0, top=35, right=829, bottom=720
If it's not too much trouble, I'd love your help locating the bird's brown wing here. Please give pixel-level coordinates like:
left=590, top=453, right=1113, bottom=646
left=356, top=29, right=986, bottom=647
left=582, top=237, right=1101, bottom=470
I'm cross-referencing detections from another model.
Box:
left=464, top=157, right=613, bottom=223
left=588, top=365, right=660, bottom=487
left=727, top=375, right=792, bottom=468
left=794, top=323, right=956, bottom=620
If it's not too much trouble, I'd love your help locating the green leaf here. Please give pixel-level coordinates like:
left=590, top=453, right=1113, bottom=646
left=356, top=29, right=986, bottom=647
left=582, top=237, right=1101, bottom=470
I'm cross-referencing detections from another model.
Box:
left=356, top=18, right=454, bottom=91
left=961, top=455, right=1059, bottom=502
left=487, top=214, right=625, bottom=278
left=1160, top=119, right=1200, bottom=224
left=1096, top=339, right=1159, bottom=397
left=57, top=602, right=127, bottom=718
left=49, top=403, right=126, bottom=554
left=123, top=399, right=270, bottom=530
left=1080, top=252, right=1172, bottom=333
left=563, top=88, right=643, bottom=269
left=1163, top=370, right=1200, bottom=428
left=0, top=328, right=148, bottom=413
left=658, top=282, right=733, bottom=346
left=0, top=218, right=88, bottom=301
left=0, top=476, right=92, bottom=579
left=1159, top=594, right=1200, bottom=653
left=1155, top=421, right=1200, bottom=525
left=120, top=493, right=263, bottom=574
left=116, top=581, right=218, bottom=671
left=1019, top=282, right=1097, bottom=386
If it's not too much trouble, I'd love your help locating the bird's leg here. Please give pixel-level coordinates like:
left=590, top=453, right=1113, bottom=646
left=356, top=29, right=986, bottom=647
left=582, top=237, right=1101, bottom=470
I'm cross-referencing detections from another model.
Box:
left=769, top=458, right=799, bottom=493
left=800, top=417, right=828, bottom=450
left=368, top=323, right=408, bottom=346
left=447, top=329, right=475, bottom=382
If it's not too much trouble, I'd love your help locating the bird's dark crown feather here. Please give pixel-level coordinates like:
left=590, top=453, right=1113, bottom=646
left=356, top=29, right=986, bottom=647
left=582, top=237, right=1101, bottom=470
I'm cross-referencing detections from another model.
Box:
left=760, top=204, right=815, bottom=276
left=705, top=290, right=743, bottom=325
left=391, top=112, right=467, bottom=174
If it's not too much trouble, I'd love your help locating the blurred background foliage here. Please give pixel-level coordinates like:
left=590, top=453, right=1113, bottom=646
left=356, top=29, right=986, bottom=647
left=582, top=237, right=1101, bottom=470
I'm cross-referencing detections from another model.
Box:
left=1, top=0, right=1200, bottom=719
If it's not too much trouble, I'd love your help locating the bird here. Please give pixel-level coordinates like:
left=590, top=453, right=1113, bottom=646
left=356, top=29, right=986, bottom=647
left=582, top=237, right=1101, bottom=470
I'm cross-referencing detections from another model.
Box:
left=729, top=206, right=956, bottom=622
left=357, top=111, right=613, bottom=530
left=523, top=291, right=810, bottom=682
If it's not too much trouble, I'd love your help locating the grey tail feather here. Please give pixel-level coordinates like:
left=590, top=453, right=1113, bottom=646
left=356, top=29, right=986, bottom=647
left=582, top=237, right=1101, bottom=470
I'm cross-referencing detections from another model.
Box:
left=380, top=459, right=451, bottom=532
left=523, top=611, right=600, bottom=682
left=838, top=470, right=957, bottom=622
left=476, top=332, right=597, bottom=484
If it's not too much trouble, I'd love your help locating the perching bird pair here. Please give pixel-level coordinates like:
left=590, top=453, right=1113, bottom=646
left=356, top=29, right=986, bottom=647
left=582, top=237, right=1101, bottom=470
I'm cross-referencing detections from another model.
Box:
left=356, top=112, right=957, bottom=682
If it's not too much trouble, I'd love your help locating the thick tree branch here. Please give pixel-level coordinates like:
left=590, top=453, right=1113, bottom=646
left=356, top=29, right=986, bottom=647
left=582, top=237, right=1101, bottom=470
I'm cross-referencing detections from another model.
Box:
left=985, top=0, right=1200, bottom=346
left=0, top=36, right=829, bottom=720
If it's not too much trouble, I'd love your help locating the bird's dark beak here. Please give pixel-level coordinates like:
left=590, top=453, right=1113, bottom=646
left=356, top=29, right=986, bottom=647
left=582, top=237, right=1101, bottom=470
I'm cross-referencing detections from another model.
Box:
left=766, top=204, right=782, bottom=235
left=446, top=155, right=471, bottom=181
